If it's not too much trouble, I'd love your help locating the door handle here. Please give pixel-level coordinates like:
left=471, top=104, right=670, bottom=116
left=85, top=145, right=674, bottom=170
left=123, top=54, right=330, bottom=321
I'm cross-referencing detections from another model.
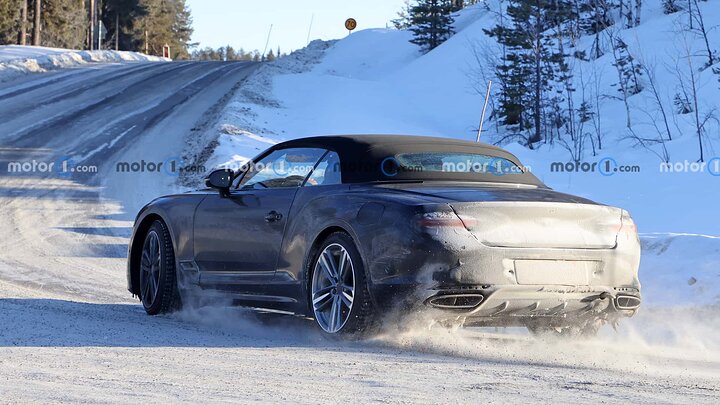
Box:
left=265, top=211, right=283, bottom=222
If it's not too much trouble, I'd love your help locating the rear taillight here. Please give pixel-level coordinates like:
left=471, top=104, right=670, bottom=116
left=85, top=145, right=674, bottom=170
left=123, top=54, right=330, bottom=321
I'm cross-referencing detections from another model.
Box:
left=606, top=211, right=637, bottom=237
left=618, top=211, right=639, bottom=242
left=415, top=212, right=476, bottom=229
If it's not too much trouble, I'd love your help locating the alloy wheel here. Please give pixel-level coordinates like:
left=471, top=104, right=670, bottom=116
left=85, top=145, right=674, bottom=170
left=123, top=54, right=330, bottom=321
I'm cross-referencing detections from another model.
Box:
left=311, top=243, right=356, bottom=333
left=140, top=230, right=162, bottom=308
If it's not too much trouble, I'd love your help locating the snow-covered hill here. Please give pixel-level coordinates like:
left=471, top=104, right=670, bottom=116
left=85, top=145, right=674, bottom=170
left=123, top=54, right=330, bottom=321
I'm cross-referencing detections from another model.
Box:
left=202, top=0, right=720, bottom=307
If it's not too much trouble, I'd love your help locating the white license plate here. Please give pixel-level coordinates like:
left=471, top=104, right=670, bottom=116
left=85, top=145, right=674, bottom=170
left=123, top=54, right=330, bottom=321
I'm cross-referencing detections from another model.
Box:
left=514, top=260, right=598, bottom=285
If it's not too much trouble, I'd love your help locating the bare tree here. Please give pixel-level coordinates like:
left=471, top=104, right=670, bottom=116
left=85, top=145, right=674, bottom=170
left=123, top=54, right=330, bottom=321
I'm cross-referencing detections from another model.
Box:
left=607, top=28, right=633, bottom=129
left=587, top=63, right=605, bottom=154
left=466, top=39, right=501, bottom=136
left=628, top=71, right=672, bottom=163
left=634, top=0, right=642, bottom=27
left=18, top=0, right=27, bottom=45
left=619, top=0, right=633, bottom=28
left=89, top=0, right=95, bottom=50
left=466, top=0, right=507, bottom=140
left=673, top=31, right=716, bottom=162
left=32, top=0, right=40, bottom=46
left=689, top=0, right=715, bottom=68
left=557, top=64, right=590, bottom=161
left=685, top=39, right=704, bottom=162
left=589, top=0, right=612, bottom=60
left=625, top=123, right=671, bottom=163
left=641, top=61, right=674, bottom=142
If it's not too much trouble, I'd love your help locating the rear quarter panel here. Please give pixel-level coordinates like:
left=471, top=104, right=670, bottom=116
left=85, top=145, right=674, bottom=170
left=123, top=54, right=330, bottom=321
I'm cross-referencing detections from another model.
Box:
left=276, top=184, right=450, bottom=311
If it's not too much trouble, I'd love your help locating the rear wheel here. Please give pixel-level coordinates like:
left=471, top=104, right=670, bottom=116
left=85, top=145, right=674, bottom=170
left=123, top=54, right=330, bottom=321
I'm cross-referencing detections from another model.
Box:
left=310, top=232, right=376, bottom=335
left=139, top=220, right=180, bottom=315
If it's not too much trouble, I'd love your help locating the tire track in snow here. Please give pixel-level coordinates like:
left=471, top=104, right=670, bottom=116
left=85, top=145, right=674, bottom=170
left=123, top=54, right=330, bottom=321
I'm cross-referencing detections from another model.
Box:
left=0, top=61, right=162, bottom=101
left=1, top=62, right=205, bottom=146
left=0, top=63, right=171, bottom=121
left=0, top=61, right=259, bottom=301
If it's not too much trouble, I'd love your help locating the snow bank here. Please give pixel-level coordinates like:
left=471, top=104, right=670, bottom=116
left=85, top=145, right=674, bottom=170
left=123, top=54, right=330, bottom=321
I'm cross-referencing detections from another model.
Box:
left=0, top=45, right=168, bottom=82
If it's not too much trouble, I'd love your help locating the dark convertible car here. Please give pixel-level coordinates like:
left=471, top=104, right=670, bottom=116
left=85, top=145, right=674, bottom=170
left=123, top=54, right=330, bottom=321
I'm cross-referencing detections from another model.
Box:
left=127, top=135, right=641, bottom=336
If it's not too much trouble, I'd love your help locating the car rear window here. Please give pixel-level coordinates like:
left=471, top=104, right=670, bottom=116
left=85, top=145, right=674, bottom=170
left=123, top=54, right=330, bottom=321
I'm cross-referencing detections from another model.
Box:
left=393, top=152, right=525, bottom=176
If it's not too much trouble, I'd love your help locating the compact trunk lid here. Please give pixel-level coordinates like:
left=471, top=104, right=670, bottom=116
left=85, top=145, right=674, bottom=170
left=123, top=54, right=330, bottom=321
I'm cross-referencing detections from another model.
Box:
left=380, top=184, right=622, bottom=250
left=450, top=201, right=621, bottom=249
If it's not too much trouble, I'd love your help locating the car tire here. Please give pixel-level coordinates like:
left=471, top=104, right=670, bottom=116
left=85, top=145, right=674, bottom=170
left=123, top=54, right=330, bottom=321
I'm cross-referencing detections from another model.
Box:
left=139, top=220, right=181, bottom=315
left=309, top=232, right=377, bottom=336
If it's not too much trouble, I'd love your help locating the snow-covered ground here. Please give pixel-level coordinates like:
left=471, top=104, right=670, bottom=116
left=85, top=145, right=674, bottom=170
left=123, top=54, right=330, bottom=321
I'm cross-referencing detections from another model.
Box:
left=0, top=45, right=168, bottom=83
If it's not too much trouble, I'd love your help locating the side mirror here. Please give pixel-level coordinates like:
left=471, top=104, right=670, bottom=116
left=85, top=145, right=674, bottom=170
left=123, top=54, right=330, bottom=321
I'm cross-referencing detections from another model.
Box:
left=205, top=169, right=234, bottom=196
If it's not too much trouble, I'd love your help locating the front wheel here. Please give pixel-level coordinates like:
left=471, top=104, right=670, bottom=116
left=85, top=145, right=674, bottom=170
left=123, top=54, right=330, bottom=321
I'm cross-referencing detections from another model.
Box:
left=310, top=232, right=376, bottom=335
left=139, top=220, right=180, bottom=315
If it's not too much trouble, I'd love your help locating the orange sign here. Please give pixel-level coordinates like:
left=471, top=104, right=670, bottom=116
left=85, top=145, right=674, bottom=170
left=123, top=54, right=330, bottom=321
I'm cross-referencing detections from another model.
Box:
left=345, top=18, right=357, bottom=31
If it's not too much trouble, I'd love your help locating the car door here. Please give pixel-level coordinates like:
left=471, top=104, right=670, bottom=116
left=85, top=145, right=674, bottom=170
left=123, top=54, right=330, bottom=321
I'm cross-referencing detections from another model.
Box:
left=193, top=147, right=326, bottom=287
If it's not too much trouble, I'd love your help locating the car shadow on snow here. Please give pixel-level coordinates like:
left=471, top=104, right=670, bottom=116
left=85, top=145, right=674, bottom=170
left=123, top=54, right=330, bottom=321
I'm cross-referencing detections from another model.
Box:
left=1, top=298, right=564, bottom=370
left=0, top=298, right=349, bottom=350
left=0, top=186, right=100, bottom=200
left=6, top=298, right=718, bottom=376
left=56, top=226, right=133, bottom=238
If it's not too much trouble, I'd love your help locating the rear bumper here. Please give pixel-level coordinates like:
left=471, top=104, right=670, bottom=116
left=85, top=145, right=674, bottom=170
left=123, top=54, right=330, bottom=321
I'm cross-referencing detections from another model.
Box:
left=367, top=218, right=640, bottom=324
left=372, top=283, right=640, bottom=326
left=429, top=285, right=638, bottom=314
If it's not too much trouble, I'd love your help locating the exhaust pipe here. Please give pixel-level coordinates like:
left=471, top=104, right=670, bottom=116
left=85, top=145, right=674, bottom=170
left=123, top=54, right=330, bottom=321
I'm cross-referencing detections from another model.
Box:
left=427, top=294, right=484, bottom=310
left=615, top=295, right=641, bottom=310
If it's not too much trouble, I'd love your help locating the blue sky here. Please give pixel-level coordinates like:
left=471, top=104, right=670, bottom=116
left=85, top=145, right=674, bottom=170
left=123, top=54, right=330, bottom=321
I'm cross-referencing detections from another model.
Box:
left=186, top=0, right=407, bottom=54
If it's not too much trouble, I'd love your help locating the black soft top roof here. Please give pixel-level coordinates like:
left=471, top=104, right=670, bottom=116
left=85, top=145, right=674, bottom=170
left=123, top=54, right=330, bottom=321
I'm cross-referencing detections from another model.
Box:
left=269, top=135, right=544, bottom=186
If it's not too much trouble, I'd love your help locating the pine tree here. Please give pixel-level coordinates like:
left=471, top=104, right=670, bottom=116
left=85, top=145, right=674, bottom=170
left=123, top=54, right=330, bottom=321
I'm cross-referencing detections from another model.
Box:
left=392, top=0, right=414, bottom=30
left=18, top=0, right=26, bottom=44
left=612, top=37, right=643, bottom=95
left=578, top=0, right=614, bottom=59
left=662, top=0, right=681, bottom=13
left=225, top=45, right=236, bottom=60
left=3, top=0, right=87, bottom=48
left=485, top=0, right=570, bottom=145
left=0, top=0, right=22, bottom=45
left=171, top=0, right=192, bottom=57
left=408, top=0, right=455, bottom=53
left=38, top=0, right=86, bottom=49
left=101, top=0, right=146, bottom=51
left=103, top=0, right=192, bottom=58
left=31, top=0, right=38, bottom=44
left=450, top=0, right=464, bottom=11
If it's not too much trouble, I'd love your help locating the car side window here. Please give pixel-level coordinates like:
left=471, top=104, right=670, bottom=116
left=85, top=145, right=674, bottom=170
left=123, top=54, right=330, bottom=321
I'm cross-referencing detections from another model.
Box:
left=305, top=151, right=342, bottom=186
left=238, top=148, right=326, bottom=189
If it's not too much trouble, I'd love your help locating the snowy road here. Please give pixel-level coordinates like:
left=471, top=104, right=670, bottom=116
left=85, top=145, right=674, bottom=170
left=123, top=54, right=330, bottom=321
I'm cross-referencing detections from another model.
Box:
left=0, top=62, right=718, bottom=403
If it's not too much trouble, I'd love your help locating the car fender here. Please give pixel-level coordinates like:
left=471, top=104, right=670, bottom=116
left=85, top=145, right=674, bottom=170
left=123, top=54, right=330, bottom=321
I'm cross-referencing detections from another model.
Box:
left=127, top=194, right=207, bottom=295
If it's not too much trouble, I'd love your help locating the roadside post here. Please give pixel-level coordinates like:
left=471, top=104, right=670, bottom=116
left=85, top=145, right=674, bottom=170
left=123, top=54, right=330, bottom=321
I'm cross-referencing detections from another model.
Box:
left=476, top=80, right=492, bottom=143
left=345, top=18, right=357, bottom=35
